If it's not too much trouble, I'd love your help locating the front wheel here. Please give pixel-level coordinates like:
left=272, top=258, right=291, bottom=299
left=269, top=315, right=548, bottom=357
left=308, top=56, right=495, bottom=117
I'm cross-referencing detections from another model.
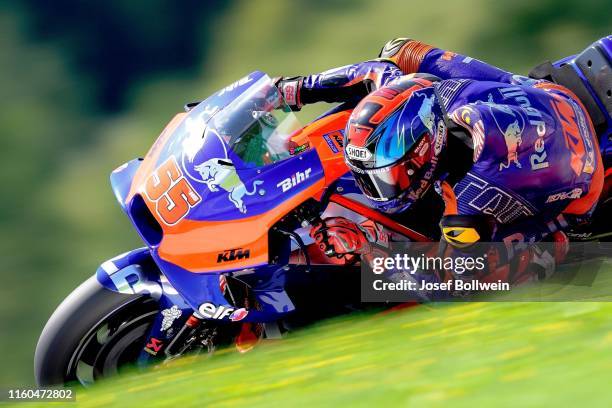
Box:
left=34, top=276, right=159, bottom=386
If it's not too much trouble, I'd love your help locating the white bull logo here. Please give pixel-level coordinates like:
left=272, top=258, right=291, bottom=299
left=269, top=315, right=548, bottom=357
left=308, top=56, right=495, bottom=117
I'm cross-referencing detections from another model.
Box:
left=481, top=100, right=524, bottom=172
left=499, top=120, right=523, bottom=170
left=194, top=158, right=263, bottom=213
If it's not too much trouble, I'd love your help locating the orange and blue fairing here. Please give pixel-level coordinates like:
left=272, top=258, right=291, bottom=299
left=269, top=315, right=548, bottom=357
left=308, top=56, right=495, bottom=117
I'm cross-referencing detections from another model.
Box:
left=106, top=72, right=351, bottom=321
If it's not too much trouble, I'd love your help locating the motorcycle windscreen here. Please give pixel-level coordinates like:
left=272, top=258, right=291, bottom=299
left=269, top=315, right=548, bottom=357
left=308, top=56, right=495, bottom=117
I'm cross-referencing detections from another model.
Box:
left=206, top=74, right=303, bottom=168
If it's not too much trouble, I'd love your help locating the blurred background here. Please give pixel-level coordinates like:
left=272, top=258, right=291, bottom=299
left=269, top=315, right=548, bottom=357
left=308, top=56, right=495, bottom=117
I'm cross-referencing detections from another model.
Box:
left=0, top=0, right=610, bottom=386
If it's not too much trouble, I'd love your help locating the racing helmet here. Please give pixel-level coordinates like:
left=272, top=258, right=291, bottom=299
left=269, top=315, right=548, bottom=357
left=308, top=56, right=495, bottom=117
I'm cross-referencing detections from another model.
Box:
left=344, top=75, right=447, bottom=213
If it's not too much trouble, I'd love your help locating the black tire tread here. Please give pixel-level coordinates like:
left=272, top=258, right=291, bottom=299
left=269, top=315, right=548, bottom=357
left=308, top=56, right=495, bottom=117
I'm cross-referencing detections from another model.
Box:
left=34, top=276, right=145, bottom=386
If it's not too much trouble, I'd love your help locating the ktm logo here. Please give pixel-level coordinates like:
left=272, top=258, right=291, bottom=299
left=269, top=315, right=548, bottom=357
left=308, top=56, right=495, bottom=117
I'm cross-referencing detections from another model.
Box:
left=217, top=248, right=250, bottom=263
left=550, top=97, right=586, bottom=176
left=332, top=132, right=344, bottom=147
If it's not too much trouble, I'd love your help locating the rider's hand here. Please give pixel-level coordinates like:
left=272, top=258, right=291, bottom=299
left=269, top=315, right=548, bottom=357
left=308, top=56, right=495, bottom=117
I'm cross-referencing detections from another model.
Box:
left=551, top=230, right=569, bottom=263
left=310, top=217, right=371, bottom=259
left=273, top=76, right=303, bottom=111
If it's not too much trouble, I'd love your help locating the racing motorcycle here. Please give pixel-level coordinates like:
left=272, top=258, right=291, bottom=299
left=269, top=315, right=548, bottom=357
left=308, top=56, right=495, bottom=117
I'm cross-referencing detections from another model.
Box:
left=35, top=38, right=611, bottom=386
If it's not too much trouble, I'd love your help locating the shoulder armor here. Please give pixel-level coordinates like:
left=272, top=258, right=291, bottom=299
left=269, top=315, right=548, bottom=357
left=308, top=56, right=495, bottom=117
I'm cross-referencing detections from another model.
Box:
left=378, top=38, right=434, bottom=73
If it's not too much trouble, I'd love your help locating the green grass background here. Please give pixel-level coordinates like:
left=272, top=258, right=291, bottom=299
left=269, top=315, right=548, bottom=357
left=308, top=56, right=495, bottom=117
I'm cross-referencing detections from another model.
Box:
left=8, top=261, right=612, bottom=407
left=1, top=0, right=611, bottom=396
left=24, top=300, right=612, bottom=407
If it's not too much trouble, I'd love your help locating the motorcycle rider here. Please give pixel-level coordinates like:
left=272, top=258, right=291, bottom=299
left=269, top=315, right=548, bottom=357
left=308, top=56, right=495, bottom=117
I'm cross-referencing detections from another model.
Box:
left=275, top=38, right=605, bottom=268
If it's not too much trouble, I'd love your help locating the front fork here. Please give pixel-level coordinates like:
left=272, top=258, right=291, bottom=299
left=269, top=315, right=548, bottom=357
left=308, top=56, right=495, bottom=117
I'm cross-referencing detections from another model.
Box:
left=95, top=248, right=289, bottom=363
left=96, top=248, right=197, bottom=361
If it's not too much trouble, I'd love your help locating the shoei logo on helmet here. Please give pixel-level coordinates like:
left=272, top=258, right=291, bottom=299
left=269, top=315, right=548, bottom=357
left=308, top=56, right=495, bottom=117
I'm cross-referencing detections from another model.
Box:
left=346, top=144, right=372, bottom=161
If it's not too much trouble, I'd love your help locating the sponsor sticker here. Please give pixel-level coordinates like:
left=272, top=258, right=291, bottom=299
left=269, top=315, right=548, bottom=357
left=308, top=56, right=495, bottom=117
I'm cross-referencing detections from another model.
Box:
left=277, top=168, right=312, bottom=192
left=229, top=308, right=249, bottom=322
left=217, top=248, right=251, bottom=263
left=144, top=337, right=164, bottom=355
left=546, top=188, right=582, bottom=203
left=323, top=133, right=340, bottom=154
left=289, top=142, right=310, bottom=155
left=197, top=303, right=249, bottom=321
left=217, top=74, right=253, bottom=96
left=322, top=130, right=344, bottom=154
left=160, top=305, right=182, bottom=331
left=346, top=144, right=372, bottom=161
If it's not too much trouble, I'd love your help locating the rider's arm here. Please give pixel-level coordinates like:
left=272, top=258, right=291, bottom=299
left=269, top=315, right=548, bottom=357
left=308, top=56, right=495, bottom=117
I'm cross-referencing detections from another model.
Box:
left=438, top=178, right=579, bottom=245
left=277, top=60, right=403, bottom=110
left=378, top=38, right=516, bottom=84
left=278, top=38, right=518, bottom=110
left=437, top=182, right=569, bottom=283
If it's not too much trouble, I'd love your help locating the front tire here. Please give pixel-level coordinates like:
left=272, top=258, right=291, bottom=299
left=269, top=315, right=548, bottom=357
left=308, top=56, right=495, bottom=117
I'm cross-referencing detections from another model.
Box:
left=34, top=276, right=158, bottom=386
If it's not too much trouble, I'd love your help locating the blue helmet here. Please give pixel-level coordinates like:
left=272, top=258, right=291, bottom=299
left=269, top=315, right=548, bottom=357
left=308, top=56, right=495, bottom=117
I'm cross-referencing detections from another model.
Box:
left=344, top=75, right=448, bottom=213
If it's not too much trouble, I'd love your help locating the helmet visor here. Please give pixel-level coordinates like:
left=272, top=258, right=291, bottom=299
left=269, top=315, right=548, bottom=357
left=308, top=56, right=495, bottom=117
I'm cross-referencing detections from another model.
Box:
left=351, top=160, right=413, bottom=201
left=349, top=133, right=432, bottom=201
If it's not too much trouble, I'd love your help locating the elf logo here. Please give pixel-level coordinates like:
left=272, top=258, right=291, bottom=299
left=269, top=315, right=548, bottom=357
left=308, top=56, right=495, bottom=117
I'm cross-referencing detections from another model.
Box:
left=217, top=247, right=250, bottom=263
left=276, top=168, right=312, bottom=192
left=197, top=302, right=249, bottom=321
left=346, top=144, right=372, bottom=161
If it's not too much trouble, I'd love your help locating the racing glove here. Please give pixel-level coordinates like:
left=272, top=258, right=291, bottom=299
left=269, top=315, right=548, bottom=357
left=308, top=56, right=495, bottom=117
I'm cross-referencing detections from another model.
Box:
left=274, top=76, right=303, bottom=111
left=310, top=217, right=388, bottom=263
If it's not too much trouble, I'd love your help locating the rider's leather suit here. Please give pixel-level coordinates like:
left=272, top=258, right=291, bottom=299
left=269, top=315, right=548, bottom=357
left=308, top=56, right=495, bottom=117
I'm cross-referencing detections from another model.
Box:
left=279, top=38, right=605, bottom=245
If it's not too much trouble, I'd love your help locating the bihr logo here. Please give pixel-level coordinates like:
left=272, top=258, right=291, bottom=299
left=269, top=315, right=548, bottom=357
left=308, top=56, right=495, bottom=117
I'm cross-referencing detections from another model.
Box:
left=277, top=168, right=312, bottom=192
left=217, top=248, right=251, bottom=263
